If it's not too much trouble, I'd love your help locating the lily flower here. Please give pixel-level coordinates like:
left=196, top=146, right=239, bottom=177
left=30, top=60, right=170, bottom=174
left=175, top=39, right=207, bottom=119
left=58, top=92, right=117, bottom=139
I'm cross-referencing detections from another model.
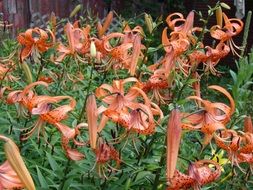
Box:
left=203, top=42, right=230, bottom=75
left=96, top=78, right=163, bottom=134
left=182, top=85, right=235, bottom=147
left=6, top=81, right=86, bottom=160
left=0, top=161, right=24, bottom=189
left=56, top=22, right=90, bottom=62
left=93, top=139, right=120, bottom=178
left=93, top=24, right=145, bottom=74
left=166, top=11, right=194, bottom=34
left=0, top=61, right=18, bottom=82
left=142, top=69, right=172, bottom=104
left=210, top=13, right=244, bottom=57
left=104, top=103, right=156, bottom=135
left=214, top=129, right=244, bottom=171
left=59, top=123, right=87, bottom=160
left=17, top=28, right=55, bottom=62
left=167, top=160, right=221, bottom=190
left=95, top=78, right=140, bottom=131
left=161, top=27, right=190, bottom=73
left=159, top=11, right=195, bottom=76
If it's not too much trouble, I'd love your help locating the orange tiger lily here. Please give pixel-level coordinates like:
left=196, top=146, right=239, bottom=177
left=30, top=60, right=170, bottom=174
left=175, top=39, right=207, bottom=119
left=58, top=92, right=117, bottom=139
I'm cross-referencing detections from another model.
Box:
left=96, top=78, right=163, bottom=133
left=182, top=85, right=235, bottom=147
left=60, top=123, right=87, bottom=160
left=0, top=61, right=18, bottom=82
left=6, top=81, right=86, bottom=160
left=123, top=25, right=145, bottom=75
left=166, top=11, right=194, bottom=34
left=104, top=102, right=156, bottom=135
left=56, top=22, right=90, bottom=62
left=160, top=12, right=195, bottom=76
left=161, top=28, right=190, bottom=73
left=180, top=42, right=230, bottom=76
left=95, top=78, right=141, bottom=131
left=210, top=13, right=243, bottom=57
left=204, top=42, right=230, bottom=75
left=93, top=139, right=120, bottom=178
left=142, top=69, right=172, bottom=104
left=0, top=161, right=24, bottom=189
left=167, top=160, right=221, bottom=190
left=214, top=126, right=253, bottom=172
left=17, top=28, right=55, bottom=62
left=214, top=130, right=240, bottom=161
left=93, top=25, right=145, bottom=74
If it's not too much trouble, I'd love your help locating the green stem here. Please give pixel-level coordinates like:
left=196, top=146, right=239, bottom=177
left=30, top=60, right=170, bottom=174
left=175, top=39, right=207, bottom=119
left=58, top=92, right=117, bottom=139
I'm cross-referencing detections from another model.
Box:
left=78, top=59, right=95, bottom=122
left=0, top=64, right=13, bottom=89
left=240, top=11, right=252, bottom=57
left=35, top=57, right=45, bottom=81
left=54, top=65, right=66, bottom=95
left=176, top=71, right=192, bottom=101
left=59, top=60, right=95, bottom=189
left=58, top=159, right=71, bottom=190
left=152, top=136, right=166, bottom=190
left=137, top=34, right=152, bottom=78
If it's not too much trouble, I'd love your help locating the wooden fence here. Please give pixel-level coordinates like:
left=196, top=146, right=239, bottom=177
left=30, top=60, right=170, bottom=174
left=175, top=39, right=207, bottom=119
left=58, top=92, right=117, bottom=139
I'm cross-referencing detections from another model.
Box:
left=0, top=0, right=252, bottom=52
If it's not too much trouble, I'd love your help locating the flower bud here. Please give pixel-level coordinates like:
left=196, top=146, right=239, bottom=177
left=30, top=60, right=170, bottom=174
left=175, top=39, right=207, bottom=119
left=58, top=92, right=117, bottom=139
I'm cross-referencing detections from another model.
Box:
left=86, top=94, right=98, bottom=149
left=220, top=2, right=231, bottom=10
left=21, top=62, right=33, bottom=84
left=144, top=13, right=154, bottom=34
left=167, top=108, right=182, bottom=180
left=3, top=137, right=35, bottom=190
left=216, top=6, right=223, bottom=27
left=90, top=40, right=97, bottom=58
left=69, top=4, right=82, bottom=18
left=244, top=116, right=253, bottom=133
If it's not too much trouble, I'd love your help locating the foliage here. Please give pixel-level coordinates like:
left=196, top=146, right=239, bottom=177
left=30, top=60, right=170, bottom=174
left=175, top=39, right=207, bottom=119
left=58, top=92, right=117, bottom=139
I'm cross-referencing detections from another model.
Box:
left=0, top=2, right=252, bottom=190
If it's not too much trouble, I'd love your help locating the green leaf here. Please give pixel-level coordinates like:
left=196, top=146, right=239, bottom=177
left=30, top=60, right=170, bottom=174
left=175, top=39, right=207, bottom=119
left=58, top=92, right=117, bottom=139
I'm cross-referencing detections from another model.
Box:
left=36, top=165, right=49, bottom=188
left=147, top=45, right=163, bottom=53
left=46, top=152, right=59, bottom=171
left=135, top=171, right=152, bottom=182
left=229, top=70, right=237, bottom=83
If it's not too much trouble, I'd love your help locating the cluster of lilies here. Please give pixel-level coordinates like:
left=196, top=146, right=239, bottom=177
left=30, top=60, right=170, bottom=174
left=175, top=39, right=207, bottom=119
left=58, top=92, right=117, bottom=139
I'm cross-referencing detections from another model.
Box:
left=0, top=3, right=249, bottom=189
left=6, top=81, right=87, bottom=161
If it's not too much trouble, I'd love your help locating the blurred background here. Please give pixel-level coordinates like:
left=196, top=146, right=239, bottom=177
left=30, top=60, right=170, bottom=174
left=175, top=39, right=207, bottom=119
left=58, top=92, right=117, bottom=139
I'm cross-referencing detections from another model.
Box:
left=0, top=0, right=252, bottom=51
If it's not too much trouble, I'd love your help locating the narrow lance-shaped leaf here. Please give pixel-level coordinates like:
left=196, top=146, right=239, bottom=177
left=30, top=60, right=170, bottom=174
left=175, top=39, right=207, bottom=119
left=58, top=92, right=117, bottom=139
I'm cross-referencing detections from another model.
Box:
left=166, top=108, right=182, bottom=180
